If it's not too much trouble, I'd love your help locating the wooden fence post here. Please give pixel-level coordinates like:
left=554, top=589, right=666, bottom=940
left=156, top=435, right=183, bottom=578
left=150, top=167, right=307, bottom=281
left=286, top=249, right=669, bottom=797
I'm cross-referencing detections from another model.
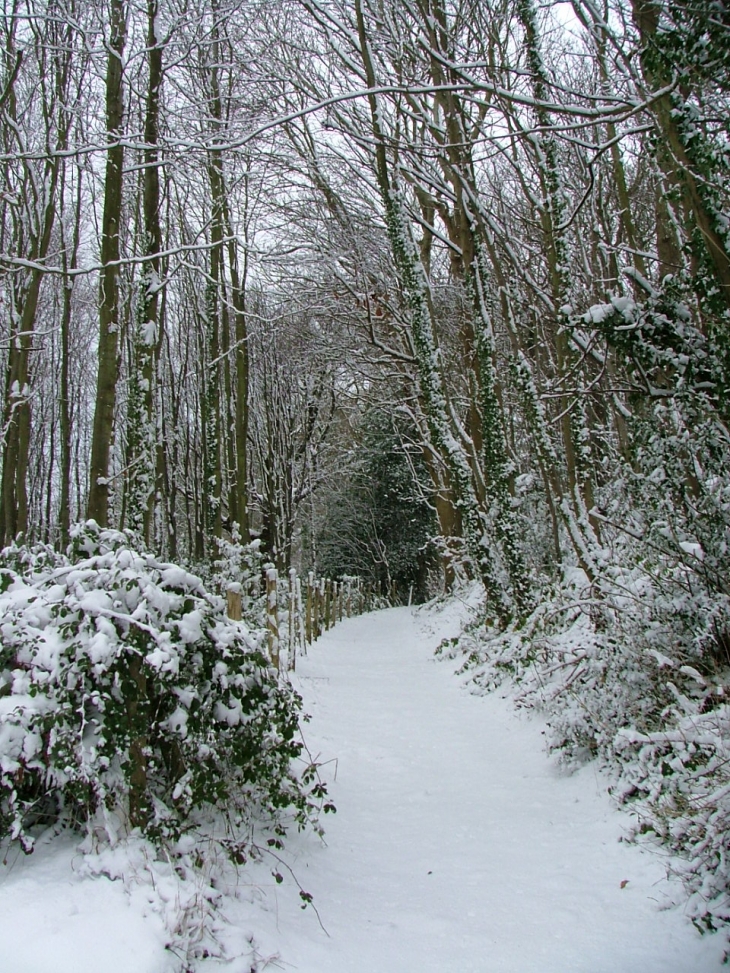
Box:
left=288, top=568, right=296, bottom=671
left=294, top=572, right=388, bottom=651
left=306, top=571, right=313, bottom=644
left=226, top=583, right=242, bottom=621
left=266, top=567, right=280, bottom=670
left=296, top=574, right=306, bottom=656
left=313, top=578, right=318, bottom=640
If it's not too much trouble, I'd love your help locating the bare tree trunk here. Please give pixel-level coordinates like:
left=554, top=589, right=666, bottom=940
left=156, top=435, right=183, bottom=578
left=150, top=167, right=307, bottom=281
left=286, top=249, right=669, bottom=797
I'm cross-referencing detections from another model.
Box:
left=516, top=0, right=601, bottom=576
left=0, top=22, right=63, bottom=545
left=631, top=0, right=730, bottom=309
left=355, top=0, right=509, bottom=619
left=223, top=185, right=250, bottom=542
left=88, top=0, right=127, bottom=527
left=126, top=0, right=162, bottom=544
left=418, top=0, right=531, bottom=610
left=59, top=157, right=83, bottom=548
left=202, top=6, right=228, bottom=558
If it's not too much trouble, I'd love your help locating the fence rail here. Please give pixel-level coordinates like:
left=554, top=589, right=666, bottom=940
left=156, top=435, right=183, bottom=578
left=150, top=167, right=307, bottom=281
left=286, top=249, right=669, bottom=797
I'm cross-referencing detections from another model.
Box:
left=226, top=568, right=399, bottom=671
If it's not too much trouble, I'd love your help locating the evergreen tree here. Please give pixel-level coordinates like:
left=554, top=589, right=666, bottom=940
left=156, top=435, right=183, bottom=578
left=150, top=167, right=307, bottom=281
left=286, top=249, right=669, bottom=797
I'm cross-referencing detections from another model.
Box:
left=317, top=409, right=438, bottom=602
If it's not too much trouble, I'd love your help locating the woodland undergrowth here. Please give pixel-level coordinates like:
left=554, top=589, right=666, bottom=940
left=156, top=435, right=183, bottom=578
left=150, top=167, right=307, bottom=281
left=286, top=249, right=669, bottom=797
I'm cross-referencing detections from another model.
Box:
left=0, top=521, right=331, bottom=970
left=441, top=550, right=730, bottom=945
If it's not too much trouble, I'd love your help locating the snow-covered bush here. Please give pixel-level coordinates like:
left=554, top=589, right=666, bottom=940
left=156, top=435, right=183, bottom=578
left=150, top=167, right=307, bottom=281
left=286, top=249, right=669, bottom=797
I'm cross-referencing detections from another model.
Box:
left=616, top=704, right=730, bottom=931
left=448, top=556, right=730, bottom=932
left=213, top=523, right=266, bottom=626
left=0, top=521, right=326, bottom=852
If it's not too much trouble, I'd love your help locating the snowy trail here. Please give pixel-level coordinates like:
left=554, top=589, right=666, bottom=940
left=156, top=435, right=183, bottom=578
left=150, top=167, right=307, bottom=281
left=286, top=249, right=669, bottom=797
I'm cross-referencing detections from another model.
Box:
left=255, top=603, right=724, bottom=973
left=1, top=603, right=726, bottom=972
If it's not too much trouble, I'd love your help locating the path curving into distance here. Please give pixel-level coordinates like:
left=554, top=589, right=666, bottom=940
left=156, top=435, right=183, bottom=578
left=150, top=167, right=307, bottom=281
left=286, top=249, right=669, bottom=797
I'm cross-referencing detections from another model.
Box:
left=254, top=603, right=724, bottom=973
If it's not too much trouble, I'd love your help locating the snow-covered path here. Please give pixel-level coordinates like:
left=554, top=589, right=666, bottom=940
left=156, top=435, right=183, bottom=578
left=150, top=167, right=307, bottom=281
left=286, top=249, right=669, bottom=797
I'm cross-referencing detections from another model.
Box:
left=1, top=602, right=726, bottom=972
left=256, top=603, right=725, bottom=973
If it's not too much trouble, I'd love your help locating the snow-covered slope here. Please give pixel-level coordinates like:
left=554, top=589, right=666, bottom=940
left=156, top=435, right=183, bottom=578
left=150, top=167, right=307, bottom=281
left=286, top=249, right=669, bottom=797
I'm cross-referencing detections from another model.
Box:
left=1, top=602, right=725, bottom=971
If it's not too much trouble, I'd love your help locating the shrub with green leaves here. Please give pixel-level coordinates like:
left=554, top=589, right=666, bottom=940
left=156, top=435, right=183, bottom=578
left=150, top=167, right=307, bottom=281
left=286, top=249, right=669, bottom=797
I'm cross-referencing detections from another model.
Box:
left=0, top=521, right=326, bottom=852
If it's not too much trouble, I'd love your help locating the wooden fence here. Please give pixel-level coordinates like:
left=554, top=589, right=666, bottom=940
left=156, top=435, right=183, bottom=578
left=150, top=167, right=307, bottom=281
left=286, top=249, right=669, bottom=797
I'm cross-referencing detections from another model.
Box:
left=226, top=568, right=398, bottom=671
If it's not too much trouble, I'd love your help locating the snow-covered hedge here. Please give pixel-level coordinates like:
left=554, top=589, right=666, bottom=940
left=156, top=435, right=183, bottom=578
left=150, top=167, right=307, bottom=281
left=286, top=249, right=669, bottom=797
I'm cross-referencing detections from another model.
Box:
left=445, top=563, right=730, bottom=933
left=213, top=523, right=266, bottom=626
left=0, top=522, right=324, bottom=852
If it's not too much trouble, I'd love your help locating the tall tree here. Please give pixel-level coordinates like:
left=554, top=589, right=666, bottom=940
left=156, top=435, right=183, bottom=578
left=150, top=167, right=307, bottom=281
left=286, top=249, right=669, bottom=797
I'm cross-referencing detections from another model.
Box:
left=87, top=0, right=127, bottom=527
left=125, top=0, right=164, bottom=544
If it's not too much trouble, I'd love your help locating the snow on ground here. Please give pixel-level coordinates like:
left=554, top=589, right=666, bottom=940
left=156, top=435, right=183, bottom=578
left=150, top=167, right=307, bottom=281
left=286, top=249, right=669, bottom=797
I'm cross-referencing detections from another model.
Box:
left=1, top=600, right=726, bottom=971
left=0, top=832, right=167, bottom=973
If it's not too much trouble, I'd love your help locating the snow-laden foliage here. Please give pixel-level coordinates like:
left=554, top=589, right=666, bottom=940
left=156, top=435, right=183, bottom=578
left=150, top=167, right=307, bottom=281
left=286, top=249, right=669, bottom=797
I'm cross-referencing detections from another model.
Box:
left=0, top=522, right=327, bottom=853
left=213, top=523, right=266, bottom=626
left=444, top=536, right=730, bottom=933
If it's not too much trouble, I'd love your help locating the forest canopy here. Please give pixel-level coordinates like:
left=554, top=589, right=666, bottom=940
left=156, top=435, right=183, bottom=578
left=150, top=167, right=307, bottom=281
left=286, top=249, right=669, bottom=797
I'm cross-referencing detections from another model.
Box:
left=0, top=0, right=726, bottom=602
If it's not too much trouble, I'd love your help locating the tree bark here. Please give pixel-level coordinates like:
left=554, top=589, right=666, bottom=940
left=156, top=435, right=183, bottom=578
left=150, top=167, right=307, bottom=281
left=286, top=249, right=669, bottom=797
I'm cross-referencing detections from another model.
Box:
left=126, top=0, right=162, bottom=544
left=355, top=0, right=509, bottom=619
left=88, top=0, right=127, bottom=527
